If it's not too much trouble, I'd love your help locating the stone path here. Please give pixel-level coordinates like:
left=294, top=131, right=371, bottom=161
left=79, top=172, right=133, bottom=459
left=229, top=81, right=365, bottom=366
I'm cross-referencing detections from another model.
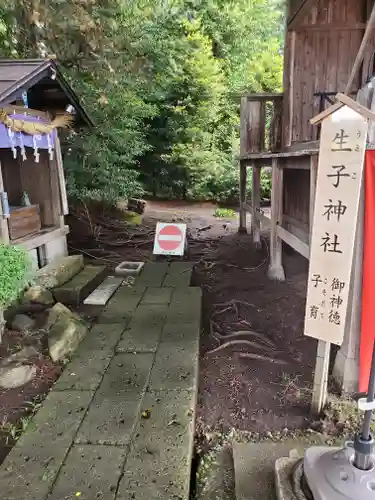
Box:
left=0, top=262, right=201, bottom=500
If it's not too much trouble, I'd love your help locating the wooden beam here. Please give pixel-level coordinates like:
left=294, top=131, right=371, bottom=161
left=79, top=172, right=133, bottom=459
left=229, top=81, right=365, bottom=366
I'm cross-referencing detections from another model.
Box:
left=345, top=4, right=375, bottom=94
left=336, top=92, right=375, bottom=121
left=14, top=225, right=69, bottom=251
left=54, top=135, right=69, bottom=216
left=296, top=23, right=366, bottom=32
left=244, top=202, right=271, bottom=227
left=310, top=102, right=344, bottom=125
left=239, top=150, right=318, bottom=161
left=288, top=0, right=315, bottom=30
left=276, top=225, right=310, bottom=260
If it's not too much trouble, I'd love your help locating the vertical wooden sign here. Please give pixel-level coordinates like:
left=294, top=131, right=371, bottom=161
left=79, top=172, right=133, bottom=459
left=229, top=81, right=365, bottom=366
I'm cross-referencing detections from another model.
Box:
left=304, top=106, right=368, bottom=346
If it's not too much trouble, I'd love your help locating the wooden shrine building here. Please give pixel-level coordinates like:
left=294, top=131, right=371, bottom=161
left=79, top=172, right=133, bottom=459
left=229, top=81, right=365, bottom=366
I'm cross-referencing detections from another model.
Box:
left=0, top=59, right=92, bottom=269
left=239, top=0, right=375, bottom=393
left=239, top=0, right=375, bottom=267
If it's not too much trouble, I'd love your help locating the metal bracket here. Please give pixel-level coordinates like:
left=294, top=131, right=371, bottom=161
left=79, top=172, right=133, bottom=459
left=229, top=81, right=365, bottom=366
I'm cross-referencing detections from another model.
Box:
left=358, top=398, right=375, bottom=411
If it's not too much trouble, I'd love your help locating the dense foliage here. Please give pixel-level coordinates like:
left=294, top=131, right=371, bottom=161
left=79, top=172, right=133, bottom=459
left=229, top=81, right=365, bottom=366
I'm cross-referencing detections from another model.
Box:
left=0, top=0, right=285, bottom=203
left=0, top=244, right=30, bottom=338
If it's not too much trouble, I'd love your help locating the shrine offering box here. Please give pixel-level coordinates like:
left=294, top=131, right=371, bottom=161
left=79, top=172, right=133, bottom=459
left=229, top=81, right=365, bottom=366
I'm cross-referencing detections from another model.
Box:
left=8, top=205, right=41, bottom=240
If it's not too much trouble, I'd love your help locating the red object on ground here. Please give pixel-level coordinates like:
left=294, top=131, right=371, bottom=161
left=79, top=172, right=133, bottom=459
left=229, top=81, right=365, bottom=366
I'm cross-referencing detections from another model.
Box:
left=157, top=224, right=183, bottom=251
left=360, top=151, right=375, bottom=393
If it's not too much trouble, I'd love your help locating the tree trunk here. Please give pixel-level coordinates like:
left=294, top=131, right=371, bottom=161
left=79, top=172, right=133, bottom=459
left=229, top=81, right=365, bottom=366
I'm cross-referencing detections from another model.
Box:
left=0, top=308, right=4, bottom=344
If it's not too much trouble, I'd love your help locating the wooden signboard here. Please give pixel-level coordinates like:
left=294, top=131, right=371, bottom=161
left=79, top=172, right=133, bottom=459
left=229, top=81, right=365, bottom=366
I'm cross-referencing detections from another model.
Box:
left=304, top=106, right=368, bottom=346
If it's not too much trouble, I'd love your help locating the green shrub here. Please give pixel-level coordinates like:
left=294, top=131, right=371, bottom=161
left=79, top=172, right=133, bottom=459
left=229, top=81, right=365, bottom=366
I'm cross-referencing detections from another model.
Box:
left=0, top=244, right=30, bottom=340
left=213, top=207, right=236, bottom=218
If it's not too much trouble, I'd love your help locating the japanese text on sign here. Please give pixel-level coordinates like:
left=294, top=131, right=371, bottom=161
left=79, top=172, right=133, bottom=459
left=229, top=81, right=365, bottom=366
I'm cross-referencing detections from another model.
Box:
left=304, top=106, right=368, bottom=345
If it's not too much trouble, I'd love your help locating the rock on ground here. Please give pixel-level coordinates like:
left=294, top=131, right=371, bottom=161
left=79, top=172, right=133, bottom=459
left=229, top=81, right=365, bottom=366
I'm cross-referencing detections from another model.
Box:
left=10, top=314, right=35, bottom=333
left=0, top=365, right=37, bottom=389
left=22, top=286, right=55, bottom=306
left=46, top=303, right=88, bottom=362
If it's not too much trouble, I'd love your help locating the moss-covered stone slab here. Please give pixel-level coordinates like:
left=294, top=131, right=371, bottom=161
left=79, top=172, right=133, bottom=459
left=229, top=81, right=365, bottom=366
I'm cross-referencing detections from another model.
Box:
left=52, top=265, right=107, bottom=306
left=136, top=262, right=170, bottom=287
left=116, top=323, right=163, bottom=353
left=163, top=262, right=194, bottom=287
left=48, top=444, right=128, bottom=500
left=0, top=390, right=94, bottom=500
left=75, top=353, right=153, bottom=445
left=118, top=391, right=195, bottom=500
left=33, top=255, right=84, bottom=289
left=149, top=341, right=199, bottom=391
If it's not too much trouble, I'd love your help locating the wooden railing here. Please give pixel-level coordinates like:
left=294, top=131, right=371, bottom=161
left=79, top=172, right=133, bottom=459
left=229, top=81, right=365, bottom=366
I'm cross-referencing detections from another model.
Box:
left=240, top=93, right=283, bottom=155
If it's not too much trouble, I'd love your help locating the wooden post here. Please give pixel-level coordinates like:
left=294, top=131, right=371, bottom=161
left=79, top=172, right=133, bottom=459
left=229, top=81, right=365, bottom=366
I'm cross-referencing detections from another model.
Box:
left=0, top=162, right=9, bottom=244
left=311, top=340, right=331, bottom=416
left=251, top=165, right=261, bottom=248
left=309, top=155, right=318, bottom=240
left=267, top=158, right=285, bottom=280
left=309, top=153, right=330, bottom=415
left=238, top=162, right=247, bottom=233
left=55, top=135, right=69, bottom=216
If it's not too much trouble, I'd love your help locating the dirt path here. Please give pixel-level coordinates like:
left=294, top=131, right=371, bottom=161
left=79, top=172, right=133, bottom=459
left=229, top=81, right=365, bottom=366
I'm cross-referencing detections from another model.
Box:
left=68, top=200, right=316, bottom=437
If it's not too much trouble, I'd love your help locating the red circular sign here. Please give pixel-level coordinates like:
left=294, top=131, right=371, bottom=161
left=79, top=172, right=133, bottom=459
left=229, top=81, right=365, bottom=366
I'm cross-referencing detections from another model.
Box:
left=157, top=225, right=183, bottom=251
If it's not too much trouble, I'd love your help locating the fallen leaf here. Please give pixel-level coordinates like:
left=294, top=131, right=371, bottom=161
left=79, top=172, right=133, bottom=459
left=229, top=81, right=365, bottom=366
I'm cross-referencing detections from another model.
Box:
left=141, top=409, right=151, bottom=419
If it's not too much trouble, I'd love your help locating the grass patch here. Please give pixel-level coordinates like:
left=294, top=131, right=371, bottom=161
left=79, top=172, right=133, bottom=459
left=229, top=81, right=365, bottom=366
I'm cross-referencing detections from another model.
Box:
left=213, top=208, right=236, bottom=218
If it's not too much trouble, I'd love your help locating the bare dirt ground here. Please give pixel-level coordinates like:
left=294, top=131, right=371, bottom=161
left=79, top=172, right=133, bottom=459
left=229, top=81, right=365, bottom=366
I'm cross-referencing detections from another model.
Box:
left=68, top=199, right=317, bottom=439
left=0, top=326, right=62, bottom=462
left=0, top=198, right=319, bottom=466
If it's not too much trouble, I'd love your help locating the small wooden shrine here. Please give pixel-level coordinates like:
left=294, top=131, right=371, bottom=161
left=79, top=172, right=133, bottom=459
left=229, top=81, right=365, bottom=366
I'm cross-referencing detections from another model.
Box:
left=0, top=59, right=92, bottom=268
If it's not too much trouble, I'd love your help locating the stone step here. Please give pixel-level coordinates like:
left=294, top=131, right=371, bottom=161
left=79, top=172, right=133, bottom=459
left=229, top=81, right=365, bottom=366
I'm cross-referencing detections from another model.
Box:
left=53, top=265, right=107, bottom=306
left=83, top=276, right=123, bottom=306
left=233, top=438, right=329, bottom=500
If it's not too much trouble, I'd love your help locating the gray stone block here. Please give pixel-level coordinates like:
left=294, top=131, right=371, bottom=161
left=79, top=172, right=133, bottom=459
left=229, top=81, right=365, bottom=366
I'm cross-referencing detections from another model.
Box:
left=74, top=394, right=142, bottom=446
left=98, top=286, right=145, bottom=323
left=135, top=389, right=196, bottom=446
left=141, top=287, right=174, bottom=305
left=117, top=323, right=163, bottom=353
left=75, top=353, right=153, bottom=445
left=160, top=323, right=200, bottom=345
left=53, top=345, right=113, bottom=391
left=129, top=305, right=168, bottom=328
left=75, top=323, right=125, bottom=353
left=149, top=341, right=198, bottom=391
left=232, top=440, right=327, bottom=500
left=48, top=444, right=128, bottom=500
left=0, top=390, right=93, bottom=500
left=53, top=265, right=107, bottom=306
left=136, top=262, right=170, bottom=287
left=97, top=353, right=153, bottom=396
left=118, top=440, right=191, bottom=500
left=117, top=389, right=195, bottom=499
left=163, top=262, right=194, bottom=287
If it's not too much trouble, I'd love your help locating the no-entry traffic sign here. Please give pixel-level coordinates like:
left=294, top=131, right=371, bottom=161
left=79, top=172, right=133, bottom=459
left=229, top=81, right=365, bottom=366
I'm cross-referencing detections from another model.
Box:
left=153, top=222, right=187, bottom=256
